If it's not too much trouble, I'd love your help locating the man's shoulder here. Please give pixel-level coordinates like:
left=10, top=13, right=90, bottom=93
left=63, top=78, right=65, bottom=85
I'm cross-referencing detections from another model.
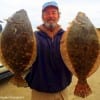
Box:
left=34, top=30, right=41, bottom=36
left=59, top=28, right=65, bottom=33
left=34, top=29, right=40, bottom=34
left=33, top=30, right=44, bottom=39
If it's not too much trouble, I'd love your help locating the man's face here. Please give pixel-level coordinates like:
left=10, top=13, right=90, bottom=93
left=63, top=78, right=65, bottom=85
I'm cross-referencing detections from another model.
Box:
left=42, top=6, right=60, bottom=29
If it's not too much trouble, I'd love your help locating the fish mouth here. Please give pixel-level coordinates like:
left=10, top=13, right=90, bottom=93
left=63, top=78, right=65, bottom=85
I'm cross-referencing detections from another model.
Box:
left=5, top=9, right=27, bottom=24
left=72, top=12, right=93, bottom=29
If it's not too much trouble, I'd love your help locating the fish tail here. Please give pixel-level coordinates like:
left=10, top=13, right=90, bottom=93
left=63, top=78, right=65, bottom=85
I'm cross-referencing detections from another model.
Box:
left=10, top=74, right=28, bottom=87
left=74, top=79, right=92, bottom=98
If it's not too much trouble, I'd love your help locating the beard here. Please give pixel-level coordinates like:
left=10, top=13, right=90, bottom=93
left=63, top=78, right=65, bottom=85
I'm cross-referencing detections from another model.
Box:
left=44, top=21, right=57, bottom=30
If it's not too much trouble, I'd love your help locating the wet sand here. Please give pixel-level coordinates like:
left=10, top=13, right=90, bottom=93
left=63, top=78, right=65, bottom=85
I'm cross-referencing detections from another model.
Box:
left=0, top=67, right=100, bottom=100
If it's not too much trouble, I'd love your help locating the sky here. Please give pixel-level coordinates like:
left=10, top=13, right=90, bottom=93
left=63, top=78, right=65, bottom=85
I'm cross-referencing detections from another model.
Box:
left=0, top=0, right=100, bottom=30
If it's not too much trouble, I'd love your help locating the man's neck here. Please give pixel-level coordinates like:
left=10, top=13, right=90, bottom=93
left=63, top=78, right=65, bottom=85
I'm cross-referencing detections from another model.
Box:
left=37, top=24, right=61, bottom=38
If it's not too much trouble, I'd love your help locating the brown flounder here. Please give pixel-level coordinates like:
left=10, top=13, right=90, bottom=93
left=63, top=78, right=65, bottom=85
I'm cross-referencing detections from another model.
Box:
left=60, top=12, right=100, bottom=98
left=0, top=9, right=37, bottom=86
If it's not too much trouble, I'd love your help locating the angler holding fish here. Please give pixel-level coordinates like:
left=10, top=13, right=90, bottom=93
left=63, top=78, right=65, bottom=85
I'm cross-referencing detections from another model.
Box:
left=0, top=1, right=100, bottom=100
left=0, top=1, right=72, bottom=100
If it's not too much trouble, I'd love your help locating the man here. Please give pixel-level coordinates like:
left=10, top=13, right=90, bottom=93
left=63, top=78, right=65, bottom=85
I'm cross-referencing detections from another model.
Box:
left=25, top=1, right=72, bottom=100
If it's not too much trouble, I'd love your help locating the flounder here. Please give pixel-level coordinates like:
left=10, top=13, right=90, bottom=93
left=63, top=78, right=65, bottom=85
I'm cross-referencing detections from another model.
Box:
left=0, top=9, right=37, bottom=87
left=60, top=12, right=100, bottom=98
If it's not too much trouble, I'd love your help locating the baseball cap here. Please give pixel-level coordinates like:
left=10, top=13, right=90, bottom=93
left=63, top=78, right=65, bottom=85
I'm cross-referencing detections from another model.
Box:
left=42, top=1, right=59, bottom=11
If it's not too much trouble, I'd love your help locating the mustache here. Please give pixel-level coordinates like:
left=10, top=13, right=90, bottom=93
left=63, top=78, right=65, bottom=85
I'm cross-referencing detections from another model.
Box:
left=47, top=19, right=55, bottom=21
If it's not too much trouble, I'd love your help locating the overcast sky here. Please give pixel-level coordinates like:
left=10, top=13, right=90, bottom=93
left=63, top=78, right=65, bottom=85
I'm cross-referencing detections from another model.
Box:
left=0, top=0, right=100, bottom=30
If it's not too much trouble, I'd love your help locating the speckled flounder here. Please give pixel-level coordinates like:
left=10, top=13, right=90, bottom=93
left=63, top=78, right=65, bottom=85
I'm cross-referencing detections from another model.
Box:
left=60, top=12, right=100, bottom=98
left=0, top=9, right=37, bottom=86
